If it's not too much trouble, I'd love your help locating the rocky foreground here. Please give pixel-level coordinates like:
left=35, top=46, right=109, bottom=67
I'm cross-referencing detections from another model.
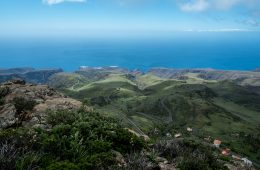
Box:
left=0, top=79, right=81, bottom=129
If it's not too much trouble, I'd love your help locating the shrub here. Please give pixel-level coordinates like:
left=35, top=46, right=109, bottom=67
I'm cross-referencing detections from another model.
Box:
left=46, top=161, right=80, bottom=170
left=0, top=109, right=147, bottom=170
left=0, top=142, right=20, bottom=170
left=16, top=152, right=43, bottom=170
left=0, top=86, right=9, bottom=106
left=0, top=128, right=39, bottom=170
left=0, top=86, right=10, bottom=97
left=0, top=98, right=4, bottom=106
left=153, top=139, right=227, bottom=170
left=46, top=110, right=80, bottom=126
left=178, top=158, right=210, bottom=170
left=79, top=152, right=116, bottom=169
left=12, top=97, right=36, bottom=114
left=219, top=155, right=231, bottom=162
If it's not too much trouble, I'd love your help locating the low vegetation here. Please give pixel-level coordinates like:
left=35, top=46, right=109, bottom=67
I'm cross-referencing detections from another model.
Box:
left=49, top=70, right=260, bottom=165
left=0, top=86, right=9, bottom=106
left=0, top=109, right=146, bottom=170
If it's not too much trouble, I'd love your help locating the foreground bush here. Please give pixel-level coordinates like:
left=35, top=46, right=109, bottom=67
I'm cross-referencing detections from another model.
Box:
left=0, top=109, right=146, bottom=170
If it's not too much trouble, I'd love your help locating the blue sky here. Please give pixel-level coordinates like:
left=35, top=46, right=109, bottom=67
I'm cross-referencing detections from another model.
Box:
left=0, top=0, right=260, bottom=38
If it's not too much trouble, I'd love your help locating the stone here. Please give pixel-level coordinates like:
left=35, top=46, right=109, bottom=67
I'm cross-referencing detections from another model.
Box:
left=0, top=104, right=17, bottom=128
left=0, top=81, right=82, bottom=129
left=112, top=150, right=126, bottom=167
left=158, top=162, right=176, bottom=170
left=11, top=79, right=26, bottom=85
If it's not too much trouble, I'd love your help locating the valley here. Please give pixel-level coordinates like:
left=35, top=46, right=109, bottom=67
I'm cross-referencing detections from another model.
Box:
left=47, top=66, right=260, bottom=165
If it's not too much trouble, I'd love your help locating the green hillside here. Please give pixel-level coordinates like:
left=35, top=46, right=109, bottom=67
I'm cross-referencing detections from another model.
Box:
left=48, top=69, right=260, bottom=164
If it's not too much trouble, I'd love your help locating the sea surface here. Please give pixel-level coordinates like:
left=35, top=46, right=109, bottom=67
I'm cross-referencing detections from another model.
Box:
left=0, top=32, right=260, bottom=71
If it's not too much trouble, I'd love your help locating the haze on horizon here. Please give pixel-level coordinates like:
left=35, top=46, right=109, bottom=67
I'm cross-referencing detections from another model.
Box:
left=0, top=0, right=260, bottom=38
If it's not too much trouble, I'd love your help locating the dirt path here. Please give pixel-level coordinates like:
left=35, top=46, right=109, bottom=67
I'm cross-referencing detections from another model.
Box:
left=107, top=95, right=146, bottom=136
left=71, top=80, right=80, bottom=90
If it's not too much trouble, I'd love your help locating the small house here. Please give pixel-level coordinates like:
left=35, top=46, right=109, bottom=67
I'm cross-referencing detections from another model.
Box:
left=187, top=127, right=193, bottom=132
left=174, top=133, right=182, bottom=138
left=221, top=148, right=231, bottom=156
left=241, top=158, right=252, bottom=167
left=213, top=139, right=221, bottom=148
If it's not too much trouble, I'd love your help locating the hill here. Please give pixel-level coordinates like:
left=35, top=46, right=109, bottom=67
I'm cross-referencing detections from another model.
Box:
left=48, top=67, right=260, bottom=166
left=0, top=68, right=62, bottom=84
left=1, top=80, right=238, bottom=170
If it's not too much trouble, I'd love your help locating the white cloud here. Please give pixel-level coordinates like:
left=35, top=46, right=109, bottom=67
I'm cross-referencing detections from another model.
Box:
left=183, top=28, right=251, bottom=32
left=178, top=0, right=257, bottom=12
left=243, top=19, right=260, bottom=27
left=42, top=0, right=86, bottom=5
left=180, top=0, right=209, bottom=12
left=213, top=0, right=241, bottom=10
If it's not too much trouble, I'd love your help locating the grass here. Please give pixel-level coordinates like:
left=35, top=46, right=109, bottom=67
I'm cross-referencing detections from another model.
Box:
left=130, top=115, right=155, bottom=133
left=213, top=98, right=260, bottom=125
left=135, top=73, right=166, bottom=89
left=50, top=70, right=260, bottom=163
left=184, top=73, right=217, bottom=84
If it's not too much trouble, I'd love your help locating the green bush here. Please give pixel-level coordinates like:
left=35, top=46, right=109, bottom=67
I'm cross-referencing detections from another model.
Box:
left=46, top=110, right=80, bottom=126
left=219, top=155, right=231, bottom=162
left=0, top=86, right=9, bottom=106
left=46, top=161, right=80, bottom=170
left=29, top=109, right=145, bottom=169
left=0, top=98, right=4, bottom=106
left=16, top=152, right=43, bottom=170
left=12, top=97, right=36, bottom=114
left=0, top=86, right=10, bottom=97
left=178, top=158, right=210, bottom=170
left=79, top=152, right=116, bottom=169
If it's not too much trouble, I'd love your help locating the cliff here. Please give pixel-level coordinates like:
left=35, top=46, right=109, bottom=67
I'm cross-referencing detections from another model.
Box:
left=0, top=68, right=63, bottom=84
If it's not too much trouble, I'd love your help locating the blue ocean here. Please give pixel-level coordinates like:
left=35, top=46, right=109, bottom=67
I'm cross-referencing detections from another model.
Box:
left=1, top=32, right=260, bottom=71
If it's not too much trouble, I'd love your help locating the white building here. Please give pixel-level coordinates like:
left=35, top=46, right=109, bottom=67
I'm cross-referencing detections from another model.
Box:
left=241, top=158, right=253, bottom=167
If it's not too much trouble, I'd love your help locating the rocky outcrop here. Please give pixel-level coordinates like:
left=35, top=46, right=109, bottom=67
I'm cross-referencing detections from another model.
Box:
left=0, top=80, right=81, bottom=129
left=0, top=104, right=17, bottom=128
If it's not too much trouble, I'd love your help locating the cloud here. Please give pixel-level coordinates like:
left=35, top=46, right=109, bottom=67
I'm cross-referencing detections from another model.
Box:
left=213, top=0, right=241, bottom=10
left=179, top=0, right=209, bottom=12
left=183, top=28, right=251, bottom=32
left=178, top=0, right=258, bottom=12
left=241, top=19, right=260, bottom=27
left=42, top=0, right=86, bottom=5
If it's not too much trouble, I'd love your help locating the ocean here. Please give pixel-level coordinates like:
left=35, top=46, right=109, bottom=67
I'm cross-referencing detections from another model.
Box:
left=1, top=32, right=260, bottom=71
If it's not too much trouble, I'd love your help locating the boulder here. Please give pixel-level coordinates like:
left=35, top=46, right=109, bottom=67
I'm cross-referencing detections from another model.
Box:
left=0, top=104, right=17, bottom=128
left=0, top=81, right=82, bottom=129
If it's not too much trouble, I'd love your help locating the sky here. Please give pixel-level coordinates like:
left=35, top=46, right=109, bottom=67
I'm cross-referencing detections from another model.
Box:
left=0, top=0, right=260, bottom=38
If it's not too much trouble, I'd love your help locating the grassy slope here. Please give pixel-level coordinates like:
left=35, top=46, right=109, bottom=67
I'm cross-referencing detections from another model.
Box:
left=50, top=71, right=260, bottom=163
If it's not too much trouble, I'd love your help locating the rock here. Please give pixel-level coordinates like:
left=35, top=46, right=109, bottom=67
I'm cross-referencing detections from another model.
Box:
left=0, top=104, right=17, bottom=128
left=11, top=79, right=26, bottom=85
left=34, top=98, right=82, bottom=114
left=112, top=150, right=126, bottom=167
left=125, top=128, right=150, bottom=141
left=0, top=81, right=82, bottom=129
left=158, top=162, right=176, bottom=170
left=155, top=157, right=168, bottom=163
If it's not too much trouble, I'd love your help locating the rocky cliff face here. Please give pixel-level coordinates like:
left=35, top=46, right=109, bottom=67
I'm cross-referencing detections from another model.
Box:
left=0, top=80, right=81, bottom=129
left=0, top=68, right=63, bottom=84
